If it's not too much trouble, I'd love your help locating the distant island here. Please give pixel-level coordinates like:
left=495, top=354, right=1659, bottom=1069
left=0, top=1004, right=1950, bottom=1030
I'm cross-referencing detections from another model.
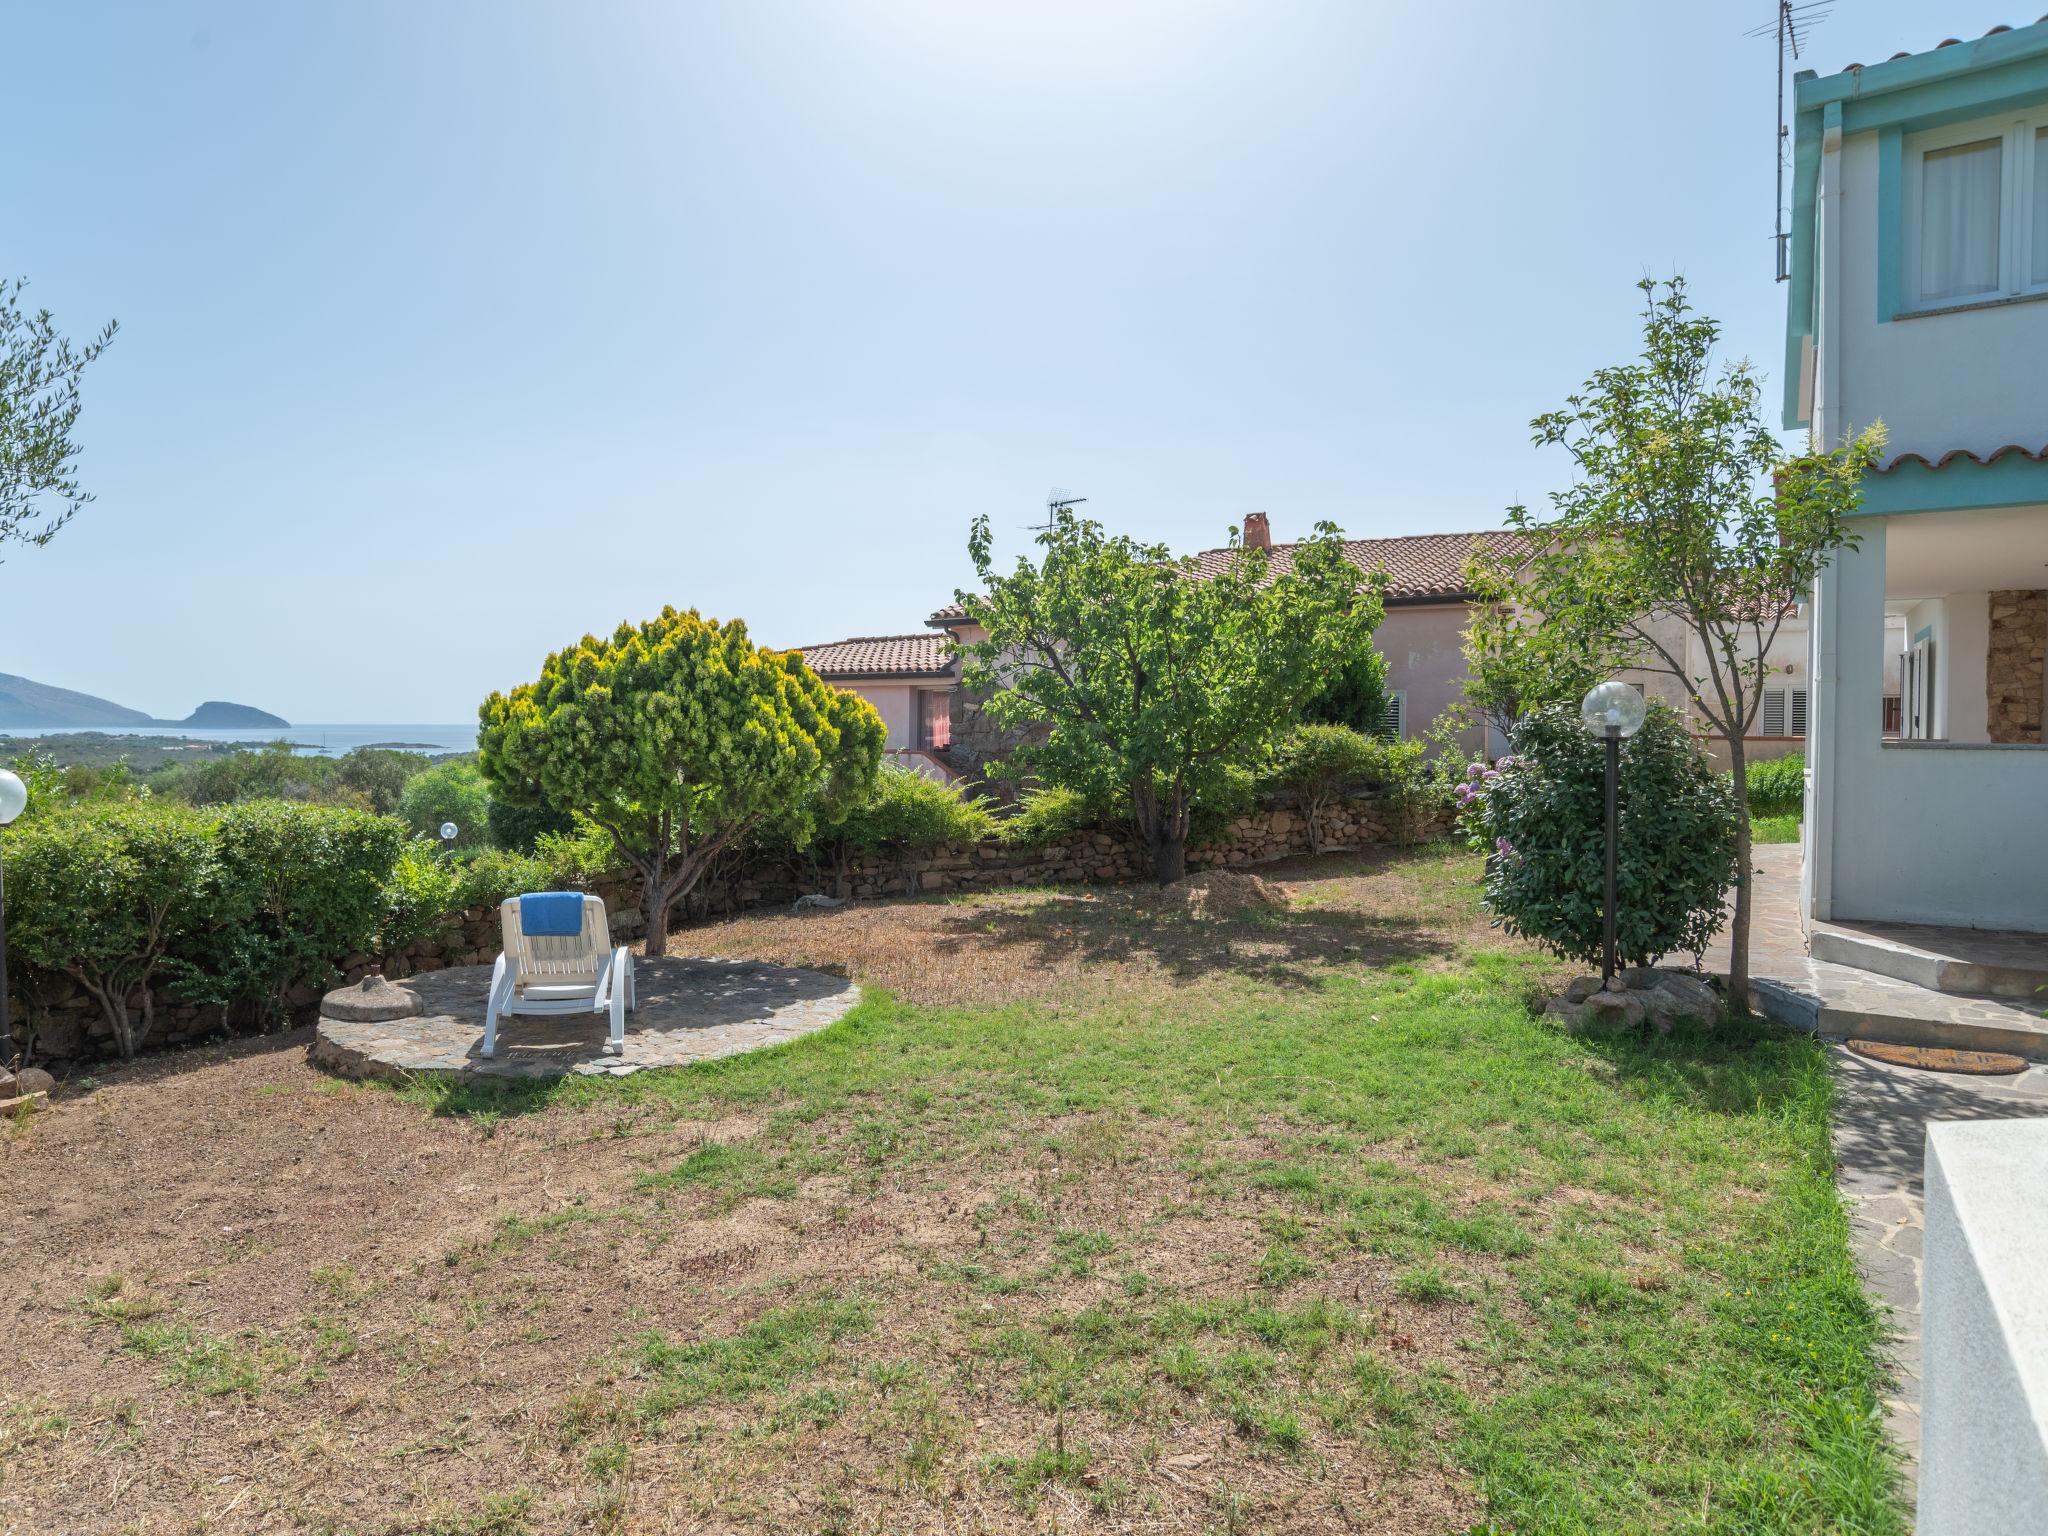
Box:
left=0, top=673, right=288, bottom=730
left=180, top=700, right=290, bottom=728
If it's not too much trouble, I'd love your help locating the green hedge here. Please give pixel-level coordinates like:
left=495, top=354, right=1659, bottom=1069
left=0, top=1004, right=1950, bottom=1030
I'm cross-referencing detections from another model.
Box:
left=4, top=801, right=618, bottom=1060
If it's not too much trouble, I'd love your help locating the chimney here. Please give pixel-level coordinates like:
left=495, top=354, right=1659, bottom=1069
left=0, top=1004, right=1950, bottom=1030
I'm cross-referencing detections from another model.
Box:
left=1242, top=511, right=1271, bottom=550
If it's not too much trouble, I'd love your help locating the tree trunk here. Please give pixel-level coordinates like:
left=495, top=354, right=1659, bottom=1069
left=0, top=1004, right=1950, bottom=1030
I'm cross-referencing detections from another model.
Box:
left=1131, top=777, right=1188, bottom=885
left=642, top=871, right=680, bottom=958
left=1149, top=831, right=1186, bottom=884
left=1726, top=741, right=1753, bottom=1016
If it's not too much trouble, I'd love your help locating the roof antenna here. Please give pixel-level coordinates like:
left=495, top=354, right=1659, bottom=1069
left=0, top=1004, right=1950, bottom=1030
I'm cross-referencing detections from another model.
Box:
left=1747, top=0, right=1832, bottom=281
left=1029, top=487, right=1087, bottom=532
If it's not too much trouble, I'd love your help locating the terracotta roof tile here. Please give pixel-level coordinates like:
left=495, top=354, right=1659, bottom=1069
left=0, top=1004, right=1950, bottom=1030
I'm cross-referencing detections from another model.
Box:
left=800, top=632, right=954, bottom=679
left=1189, top=529, right=1529, bottom=601
left=926, top=529, right=1525, bottom=626
left=1871, top=443, right=2048, bottom=474
left=1841, top=16, right=2048, bottom=72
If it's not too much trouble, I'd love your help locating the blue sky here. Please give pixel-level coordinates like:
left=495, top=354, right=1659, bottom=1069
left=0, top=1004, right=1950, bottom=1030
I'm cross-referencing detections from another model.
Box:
left=3, top=1, right=2014, bottom=722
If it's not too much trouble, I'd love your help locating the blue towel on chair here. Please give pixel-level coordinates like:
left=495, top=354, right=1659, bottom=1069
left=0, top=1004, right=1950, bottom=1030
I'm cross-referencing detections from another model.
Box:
left=520, top=892, right=585, bottom=937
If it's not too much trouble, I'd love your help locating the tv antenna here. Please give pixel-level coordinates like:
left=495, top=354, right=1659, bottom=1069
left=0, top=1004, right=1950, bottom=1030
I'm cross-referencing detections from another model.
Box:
left=1030, top=486, right=1087, bottom=531
left=1747, top=0, right=1832, bottom=281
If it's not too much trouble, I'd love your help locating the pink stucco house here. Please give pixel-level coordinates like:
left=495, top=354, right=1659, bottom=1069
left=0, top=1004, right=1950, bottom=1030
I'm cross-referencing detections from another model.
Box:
left=804, top=518, right=1533, bottom=779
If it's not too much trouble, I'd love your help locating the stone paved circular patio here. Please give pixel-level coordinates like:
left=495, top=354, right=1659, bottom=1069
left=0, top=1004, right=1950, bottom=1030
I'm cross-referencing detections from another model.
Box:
left=309, top=956, right=860, bottom=1082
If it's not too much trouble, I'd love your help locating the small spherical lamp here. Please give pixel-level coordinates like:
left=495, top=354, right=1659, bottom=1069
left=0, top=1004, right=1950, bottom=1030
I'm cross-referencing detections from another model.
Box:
left=1578, top=681, right=1645, bottom=986
left=0, top=767, right=25, bottom=1051
left=439, top=822, right=459, bottom=843
left=0, top=770, right=26, bottom=827
left=1580, top=680, right=1647, bottom=740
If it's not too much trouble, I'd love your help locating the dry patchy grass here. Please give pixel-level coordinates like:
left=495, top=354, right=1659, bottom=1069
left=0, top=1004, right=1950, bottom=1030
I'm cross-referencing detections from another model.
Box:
left=0, top=845, right=1901, bottom=1536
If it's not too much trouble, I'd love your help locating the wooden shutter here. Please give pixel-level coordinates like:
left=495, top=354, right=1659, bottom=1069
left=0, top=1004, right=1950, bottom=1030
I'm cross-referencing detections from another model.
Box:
left=1383, top=692, right=1406, bottom=740
left=1790, top=688, right=1808, bottom=738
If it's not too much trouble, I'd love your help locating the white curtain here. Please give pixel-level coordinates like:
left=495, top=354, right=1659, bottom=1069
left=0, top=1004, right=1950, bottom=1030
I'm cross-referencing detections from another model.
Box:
left=2034, top=129, right=2048, bottom=286
left=1920, top=137, right=2002, bottom=302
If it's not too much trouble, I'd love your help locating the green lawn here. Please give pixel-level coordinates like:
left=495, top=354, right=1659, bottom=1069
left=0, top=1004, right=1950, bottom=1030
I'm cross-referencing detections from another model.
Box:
left=1751, top=814, right=1802, bottom=845
left=384, top=849, right=1903, bottom=1534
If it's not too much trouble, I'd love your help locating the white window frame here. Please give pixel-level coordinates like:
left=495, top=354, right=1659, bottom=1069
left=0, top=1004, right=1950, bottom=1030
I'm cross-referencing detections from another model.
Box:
left=1902, top=110, right=2048, bottom=314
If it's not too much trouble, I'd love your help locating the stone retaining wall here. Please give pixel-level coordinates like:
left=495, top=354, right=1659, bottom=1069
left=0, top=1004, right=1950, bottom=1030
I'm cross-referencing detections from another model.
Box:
left=10, top=791, right=1446, bottom=1064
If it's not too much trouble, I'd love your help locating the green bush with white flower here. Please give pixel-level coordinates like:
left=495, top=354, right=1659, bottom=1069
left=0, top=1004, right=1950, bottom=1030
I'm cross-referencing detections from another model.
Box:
left=1455, top=702, right=1740, bottom=969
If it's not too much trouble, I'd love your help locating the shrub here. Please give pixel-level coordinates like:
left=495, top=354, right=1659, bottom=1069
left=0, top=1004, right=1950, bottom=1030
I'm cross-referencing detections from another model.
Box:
left=1272, top=725, right=1383, bottom=852
left=1460, top=702, right=1739, bottom=969
left=1000, top=785, right=1102, bottom=850
left=533, top=822, right=623, bottom=888
left=395, top=760, right=492, bottom=846
left=332, top=748, right=431, bottom=815
left=6, top=802, right=218, bottom=1057
left=808, top=765, right=995, bottom=893
left=1302, top=643, right=1392, bottom=738
left=382, top=840, right=464, bottom=953
left=1745, top=752, right=1805, bottom=819
left=486, top=793, right=575, bottom=853
left=184, top=803, right=409, bottom=1021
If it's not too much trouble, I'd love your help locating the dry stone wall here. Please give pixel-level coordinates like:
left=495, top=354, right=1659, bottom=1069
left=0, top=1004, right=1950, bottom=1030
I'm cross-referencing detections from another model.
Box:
left=1987, top=589, right=2047, bottom=744
left=10, top=791, right=1448, bottom=1065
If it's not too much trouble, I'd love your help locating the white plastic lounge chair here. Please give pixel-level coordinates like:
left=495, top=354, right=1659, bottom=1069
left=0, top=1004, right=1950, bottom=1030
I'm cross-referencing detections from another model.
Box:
left=482, top=893, right=636, bottom=1057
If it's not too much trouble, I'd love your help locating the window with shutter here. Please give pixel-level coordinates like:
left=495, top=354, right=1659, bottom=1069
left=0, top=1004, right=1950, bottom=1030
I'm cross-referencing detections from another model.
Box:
left=1760, top=688, right=1786, bottom=738
left=1789, top=688, right=1808, bottom=738
left=1383, top=692, right=1406, bottom=741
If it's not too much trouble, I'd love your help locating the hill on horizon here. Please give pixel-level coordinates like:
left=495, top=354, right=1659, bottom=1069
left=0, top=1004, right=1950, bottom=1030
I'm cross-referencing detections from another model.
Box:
left=0, top=673, right=288, bottom=730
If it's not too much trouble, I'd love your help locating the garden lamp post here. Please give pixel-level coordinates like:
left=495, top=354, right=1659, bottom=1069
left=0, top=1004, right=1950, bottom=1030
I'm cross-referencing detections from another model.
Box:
left=439, top=821, right=459, bottom=854
left=1579, top=681, right=1646, bottom=988
left=0, top=768, right=27, bottom=1054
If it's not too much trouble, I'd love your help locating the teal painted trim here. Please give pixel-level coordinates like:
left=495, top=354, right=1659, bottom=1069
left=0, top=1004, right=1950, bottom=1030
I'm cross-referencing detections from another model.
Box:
left=1782, top=97, right=1823, bottom=430
left=1876, top=125, right=1902, bottom=323
left=1855, top=454, right=2048, bottom=516
left=1913, top=625, right=1934, bottom=646
left=1780, top=21, right=2048, bottom=424
left=1796, top=21, right=2048, bottom=113
left=1842, top=56, right=2048, bottom=137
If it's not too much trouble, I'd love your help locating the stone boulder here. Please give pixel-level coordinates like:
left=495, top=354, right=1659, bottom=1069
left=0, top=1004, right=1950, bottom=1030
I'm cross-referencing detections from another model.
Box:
left=1545, top=968, right=1721, bottom=1035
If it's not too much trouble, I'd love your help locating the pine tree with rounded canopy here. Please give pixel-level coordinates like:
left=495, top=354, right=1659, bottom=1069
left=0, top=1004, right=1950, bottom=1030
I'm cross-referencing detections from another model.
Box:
left=478, top=609, right=884, bottom=955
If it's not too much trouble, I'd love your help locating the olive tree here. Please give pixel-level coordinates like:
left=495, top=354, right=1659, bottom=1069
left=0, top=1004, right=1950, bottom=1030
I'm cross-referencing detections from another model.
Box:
left=1501, top=278, right=1878, bottom=1009
left=960, top=510, right=1381, bottom=883
left=478, top=608, right=884, bottom=954
left=1, top=276, right=117, bottom=556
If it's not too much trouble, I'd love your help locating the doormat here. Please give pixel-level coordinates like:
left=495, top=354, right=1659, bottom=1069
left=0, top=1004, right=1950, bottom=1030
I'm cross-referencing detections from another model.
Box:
left=1846, top=1039, right=2028, bottom=1076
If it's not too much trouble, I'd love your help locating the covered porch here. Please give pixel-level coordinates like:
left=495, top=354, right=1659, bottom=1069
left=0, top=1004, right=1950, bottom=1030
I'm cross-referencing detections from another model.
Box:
left=1804, top=491, right=2048, bottom=934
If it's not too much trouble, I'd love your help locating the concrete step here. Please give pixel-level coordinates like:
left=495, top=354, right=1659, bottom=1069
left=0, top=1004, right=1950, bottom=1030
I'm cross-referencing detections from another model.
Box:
left=1744, top=953, right=2048, bottom=1059
left=1813, top=979, right=2048, bottom=1060
left=1810, top=921, right=2048, bottom=1002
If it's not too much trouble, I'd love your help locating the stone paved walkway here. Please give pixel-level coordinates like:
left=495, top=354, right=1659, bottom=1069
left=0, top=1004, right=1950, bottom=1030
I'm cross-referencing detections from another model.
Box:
left=1694, top=844, right=2048, bottom=1501
left=311, top=956, right=860, bottom=1082
left=1830, top=1048, right=2048, bottom=1495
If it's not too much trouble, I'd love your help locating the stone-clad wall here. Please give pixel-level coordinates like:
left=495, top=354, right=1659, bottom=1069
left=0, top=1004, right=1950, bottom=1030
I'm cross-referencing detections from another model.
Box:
left=1986, top=590, right=2047, bottom=744
left=11, top=791, right=1445, bottom=1065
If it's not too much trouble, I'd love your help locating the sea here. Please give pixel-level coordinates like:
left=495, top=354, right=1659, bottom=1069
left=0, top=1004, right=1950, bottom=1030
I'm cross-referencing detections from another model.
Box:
left=0, top=723, right=480, bottom=758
